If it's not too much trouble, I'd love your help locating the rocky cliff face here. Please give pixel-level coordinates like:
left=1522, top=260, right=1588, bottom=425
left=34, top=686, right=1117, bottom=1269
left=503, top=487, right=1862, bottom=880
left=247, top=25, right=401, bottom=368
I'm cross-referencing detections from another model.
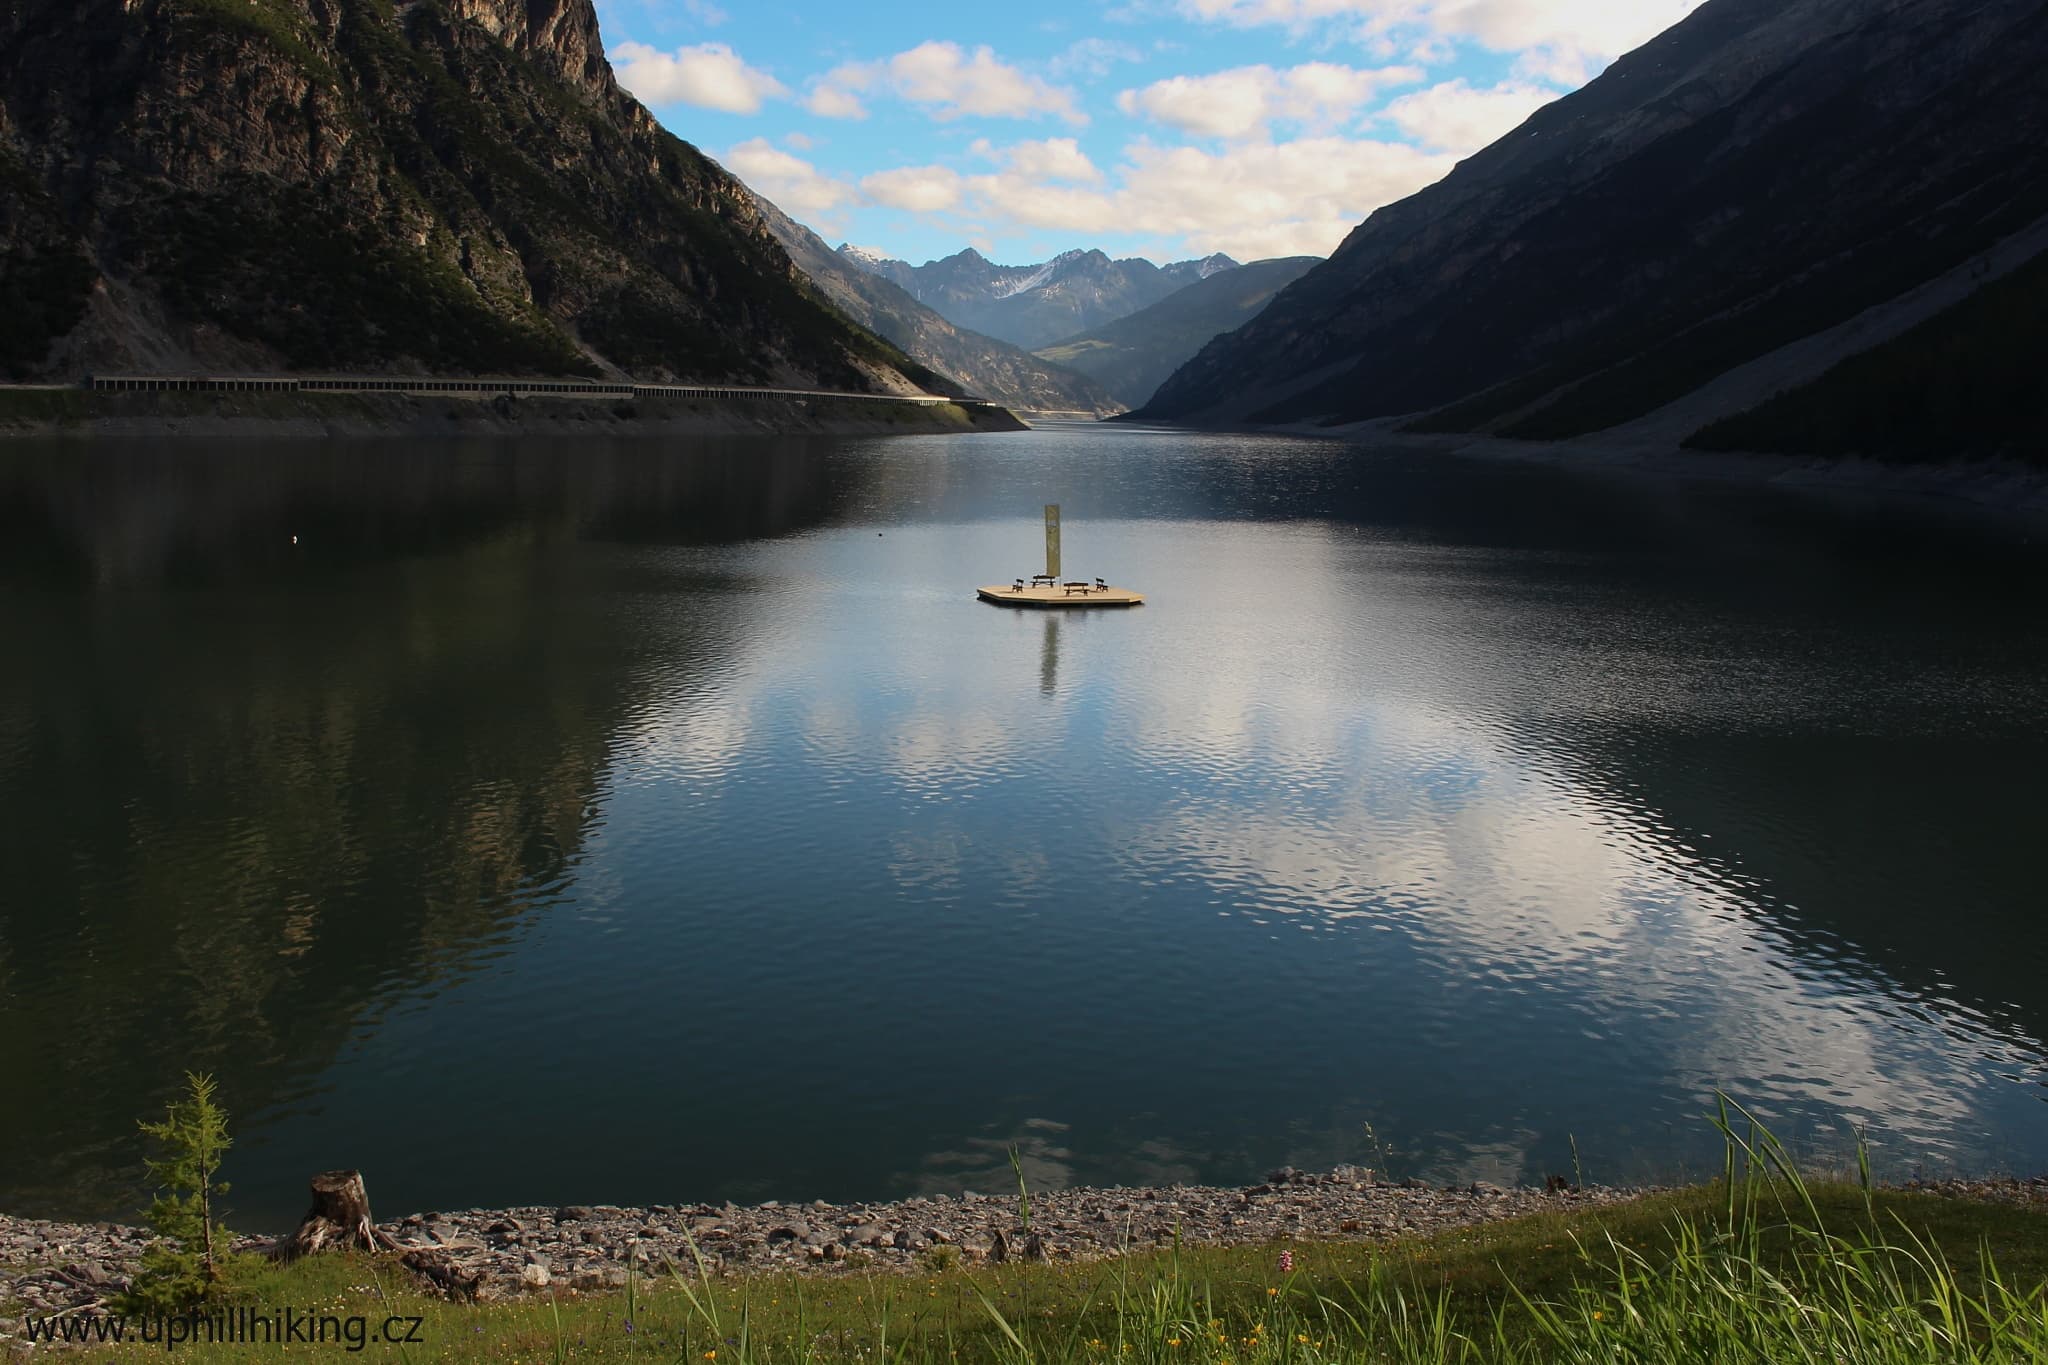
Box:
left=840, top=246, right=1241, bottom=350
left=0, top=0, right=942, bottom=391
left=755, top=197, right=1123, bottom=416
left=1137, top=0, right=2048, bottom=457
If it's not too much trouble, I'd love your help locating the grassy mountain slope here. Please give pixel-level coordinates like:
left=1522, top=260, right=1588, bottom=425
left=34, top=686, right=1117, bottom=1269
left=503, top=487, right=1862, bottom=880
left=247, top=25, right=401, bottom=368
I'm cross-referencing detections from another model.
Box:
left=0, top=0, right=941, bottom=392
left=1035, top=257, right=1317, bottom=409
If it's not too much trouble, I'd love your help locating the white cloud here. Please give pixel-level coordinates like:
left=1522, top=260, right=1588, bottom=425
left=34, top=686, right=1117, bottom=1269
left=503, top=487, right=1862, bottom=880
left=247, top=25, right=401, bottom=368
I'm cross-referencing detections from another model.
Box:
left=804, top=84, right=870, bottom=120
left=969, top=137, right=1104, bottom=184
left=1175, top=0, right=1705, bottom=74
left=1117, top=61, right=1423, bottom=140
left=867, top=135, right=1452, bottom=261
left=682, top=0, right=727, bottom=25
left=1049, top=37, right=1146, bottom=78
left=1379, top=78, right=1557, bottom=153
left=730, top=126, right=1447, bottom=262
left=782, top=131, right=816, bottom=151
left=610, top=41, right=787, bottom=114
left=808, top=41, right=1085, bottom=125
left=1512, top=44, right=1597, bottom=85
left=1111, top=136, right=1452, bottom=256
left=722, top=138, right=854, bottom=217
left=861, top=165, right=967, bottom=213
left=964, top=175, right=1124, bottom=236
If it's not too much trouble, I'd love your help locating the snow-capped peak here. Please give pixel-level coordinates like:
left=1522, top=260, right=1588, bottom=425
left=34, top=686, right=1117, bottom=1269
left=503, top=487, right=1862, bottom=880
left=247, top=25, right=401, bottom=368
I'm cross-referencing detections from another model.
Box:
left=837, top=243, right=896, bottom=270
left=993, top=259, right=1059, bottom=298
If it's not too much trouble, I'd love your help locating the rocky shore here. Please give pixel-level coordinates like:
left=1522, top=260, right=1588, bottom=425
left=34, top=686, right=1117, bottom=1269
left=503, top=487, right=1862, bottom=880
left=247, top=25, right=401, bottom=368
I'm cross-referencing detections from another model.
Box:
left=1334, top=419, right=2048, bottom=519
left=6, top=1169, right=2044, bottom=1325
left=0, top=1167, right=1622, bottom=1319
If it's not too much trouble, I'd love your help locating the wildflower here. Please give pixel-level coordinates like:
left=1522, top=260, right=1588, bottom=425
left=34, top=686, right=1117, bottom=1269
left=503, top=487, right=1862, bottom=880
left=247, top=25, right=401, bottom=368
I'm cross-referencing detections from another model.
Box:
left=1593, top=1312, right=1604, bottom=1322
left=705, top=1353, right=717, bottom=1360
left=1277, top=1250, right=1294, bottom=1274
left=1297, top=1335, right=1309, bottom=1345
left=1266, top=1287, right=1278, bottom=1297
left=1169, top=1339, right=1182, bottom=1348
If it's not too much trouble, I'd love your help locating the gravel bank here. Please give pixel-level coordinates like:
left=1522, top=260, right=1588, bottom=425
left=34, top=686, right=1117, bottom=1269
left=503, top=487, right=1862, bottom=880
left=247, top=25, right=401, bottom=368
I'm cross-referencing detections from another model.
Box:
left=6, top=1169, right=2044, bottom=1324
left=0, top=1166, right=1629, bottom=1319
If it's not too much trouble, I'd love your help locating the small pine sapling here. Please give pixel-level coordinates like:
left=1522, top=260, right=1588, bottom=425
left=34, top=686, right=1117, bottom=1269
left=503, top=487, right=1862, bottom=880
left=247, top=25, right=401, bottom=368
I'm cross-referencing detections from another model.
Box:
left=128, top=1072, right=234, bottom=1311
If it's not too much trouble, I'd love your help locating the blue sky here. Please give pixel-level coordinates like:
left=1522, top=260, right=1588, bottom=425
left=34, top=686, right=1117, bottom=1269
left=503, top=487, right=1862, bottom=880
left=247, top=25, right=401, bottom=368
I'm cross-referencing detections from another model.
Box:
left=593, top=0, right=1703, bottom=268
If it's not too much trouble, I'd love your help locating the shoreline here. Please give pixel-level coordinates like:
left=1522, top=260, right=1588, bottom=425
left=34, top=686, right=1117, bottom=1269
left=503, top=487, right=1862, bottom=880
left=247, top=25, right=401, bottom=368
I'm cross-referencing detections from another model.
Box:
left=1114, top=413, right=2048, bottom=521
left=0, top=389, right=1028, bottom=439
left=1407, top=429, right=2048, bottom=520
left=0, top=1169, right=1649, bottom=1312
left=5, top=1168, right=2043, bottom=1313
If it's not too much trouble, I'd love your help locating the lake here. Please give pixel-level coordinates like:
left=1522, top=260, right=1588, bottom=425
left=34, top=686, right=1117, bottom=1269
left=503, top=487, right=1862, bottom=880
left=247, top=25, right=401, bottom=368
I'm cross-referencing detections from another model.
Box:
left=2, top=424, right=2044, bottom=1229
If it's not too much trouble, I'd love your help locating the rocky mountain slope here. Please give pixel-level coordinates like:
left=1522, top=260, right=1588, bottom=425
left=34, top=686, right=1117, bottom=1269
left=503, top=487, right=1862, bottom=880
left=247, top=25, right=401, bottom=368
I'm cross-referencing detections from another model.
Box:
left=1681, top=227, right=2048, bottom=460
left=753, top=198, right=1123, bottom=416
left=1035, top=256, right=1317, bottom=409
left=0, top=0, right=944, bottom=393
left=840, top=245, right=1238, bottom=350
left=1137, top=0, right=2048, bottom=461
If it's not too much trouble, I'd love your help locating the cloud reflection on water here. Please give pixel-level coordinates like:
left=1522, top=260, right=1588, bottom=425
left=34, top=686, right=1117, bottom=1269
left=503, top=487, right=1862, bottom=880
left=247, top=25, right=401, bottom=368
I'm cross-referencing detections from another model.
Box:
left=616, top=513, right=2048, bottom=1183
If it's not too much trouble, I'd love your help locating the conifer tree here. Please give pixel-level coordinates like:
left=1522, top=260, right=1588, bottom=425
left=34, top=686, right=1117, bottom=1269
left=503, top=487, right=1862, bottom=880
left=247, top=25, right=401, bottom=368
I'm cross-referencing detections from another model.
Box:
left=128, top=1071, right=234, bottom=1310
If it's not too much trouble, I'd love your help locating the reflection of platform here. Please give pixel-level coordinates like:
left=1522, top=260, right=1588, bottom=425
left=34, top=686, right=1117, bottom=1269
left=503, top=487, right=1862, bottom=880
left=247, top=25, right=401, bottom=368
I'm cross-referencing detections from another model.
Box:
left=977, top=583, right=1144, bottom=608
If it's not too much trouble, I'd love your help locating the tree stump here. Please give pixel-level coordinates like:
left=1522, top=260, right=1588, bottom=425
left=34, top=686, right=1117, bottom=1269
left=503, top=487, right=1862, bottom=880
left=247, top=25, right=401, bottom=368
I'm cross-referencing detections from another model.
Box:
left=274, top=1169, right=482, bottom=1299
left=276, top=1170, right=400, bottom=1261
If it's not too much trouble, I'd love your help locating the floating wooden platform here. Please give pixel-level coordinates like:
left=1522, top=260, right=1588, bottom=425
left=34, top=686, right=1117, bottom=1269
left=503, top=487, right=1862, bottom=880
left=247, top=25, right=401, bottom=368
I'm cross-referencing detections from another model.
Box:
left=977, top=582, right=1145, bottom=608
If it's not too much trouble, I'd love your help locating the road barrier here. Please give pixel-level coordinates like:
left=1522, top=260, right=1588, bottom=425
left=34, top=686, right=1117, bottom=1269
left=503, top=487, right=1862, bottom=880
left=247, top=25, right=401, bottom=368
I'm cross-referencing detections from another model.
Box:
left=82, top=374, right=998, bottom=408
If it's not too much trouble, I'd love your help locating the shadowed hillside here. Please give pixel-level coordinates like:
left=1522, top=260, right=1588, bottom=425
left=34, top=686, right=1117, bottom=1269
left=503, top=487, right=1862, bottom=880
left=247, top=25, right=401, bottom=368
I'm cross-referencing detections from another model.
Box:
left=1136, top=0, right=2048, bottom=462
left=0, top=0, right=942, bottom=393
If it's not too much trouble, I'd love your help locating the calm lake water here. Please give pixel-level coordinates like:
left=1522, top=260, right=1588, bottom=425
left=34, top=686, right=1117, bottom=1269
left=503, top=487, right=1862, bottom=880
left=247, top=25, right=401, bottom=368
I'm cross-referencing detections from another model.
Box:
left=3, top=425, right=2046, bottom=1228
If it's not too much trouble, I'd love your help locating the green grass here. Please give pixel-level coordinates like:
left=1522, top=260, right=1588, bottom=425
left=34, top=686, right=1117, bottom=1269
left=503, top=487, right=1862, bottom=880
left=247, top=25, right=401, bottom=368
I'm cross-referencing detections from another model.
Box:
left=46, top=1159, right=2047, bottom=1360
left=0, top=387, right=91, bottom=424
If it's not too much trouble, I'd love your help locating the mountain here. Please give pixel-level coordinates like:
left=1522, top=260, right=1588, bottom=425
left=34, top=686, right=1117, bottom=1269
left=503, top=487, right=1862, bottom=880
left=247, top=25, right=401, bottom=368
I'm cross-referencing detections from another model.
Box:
left=1137, top=0, right=2048, bottom=462
left=754, top=199, right=1124, bottom=416
left=0, top=0, right=944, bottom=395
left=1034, top=256, right=1318, bottom=409
left=839, top=246, right=1239, bottom=350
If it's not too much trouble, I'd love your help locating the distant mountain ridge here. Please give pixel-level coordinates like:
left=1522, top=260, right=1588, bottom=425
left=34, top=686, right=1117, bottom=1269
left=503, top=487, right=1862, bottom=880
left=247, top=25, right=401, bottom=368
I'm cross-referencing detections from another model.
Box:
left=838, top=245, right=1239, bottom=350
left=0, top=0, right=942, bottom=395
left=1136, top=0, right=2048, bottom=462
left=1034, top=257, right=1318, bottom=409
left=752, top=197, right=1123, bottom=416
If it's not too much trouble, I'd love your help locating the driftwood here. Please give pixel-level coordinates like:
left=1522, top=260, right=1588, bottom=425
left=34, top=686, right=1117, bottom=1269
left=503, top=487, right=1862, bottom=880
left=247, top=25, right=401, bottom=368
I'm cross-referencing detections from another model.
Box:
left=399, top=1248, right=482, bottom=1302
left=273, top=1169, right=480, bottom=1299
